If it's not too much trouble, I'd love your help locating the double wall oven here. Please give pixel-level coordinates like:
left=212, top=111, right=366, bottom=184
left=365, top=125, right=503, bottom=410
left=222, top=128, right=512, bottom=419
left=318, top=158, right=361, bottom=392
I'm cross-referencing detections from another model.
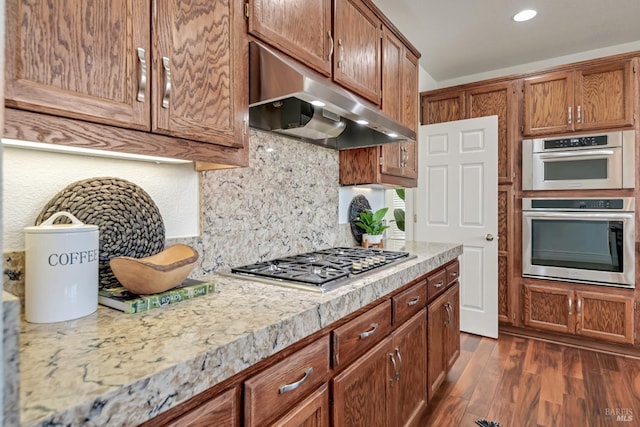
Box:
left=521, top=130, right=636, bottom=288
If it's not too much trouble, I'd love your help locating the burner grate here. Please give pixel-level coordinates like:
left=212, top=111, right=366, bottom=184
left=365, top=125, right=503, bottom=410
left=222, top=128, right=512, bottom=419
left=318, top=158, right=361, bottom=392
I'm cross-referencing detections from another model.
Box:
left=230, top=247, right=411, bottom=288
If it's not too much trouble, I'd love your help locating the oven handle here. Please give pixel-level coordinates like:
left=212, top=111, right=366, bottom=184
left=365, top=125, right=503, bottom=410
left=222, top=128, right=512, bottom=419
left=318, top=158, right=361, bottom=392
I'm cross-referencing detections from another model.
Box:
left=522, top=211, right=634, bottom=221
left=537, top=149, right=615, bottom=161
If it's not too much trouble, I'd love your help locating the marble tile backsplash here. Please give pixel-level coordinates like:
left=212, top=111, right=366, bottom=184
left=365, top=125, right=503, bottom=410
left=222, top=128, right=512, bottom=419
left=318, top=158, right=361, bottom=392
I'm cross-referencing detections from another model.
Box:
left=3, top=130, right=357, bottom=298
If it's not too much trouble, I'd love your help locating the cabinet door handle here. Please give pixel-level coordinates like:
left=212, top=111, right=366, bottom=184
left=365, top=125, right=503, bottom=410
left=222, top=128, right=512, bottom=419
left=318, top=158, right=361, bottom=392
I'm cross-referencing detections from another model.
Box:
left=568, top=106, right=572, bottom=124
left=136, top=48, right=147, bottom=102
left=407, top=296, right=420, bottom=306
left=443, top=303, right=450, bottom=326
left=279, top=367, right=313, bottom=394
left=327, top=31, right=334, bottom=61
left=577, top=298, right=582, bottom=316
left=446, top=303, right=453, bottom=326
left=568, top=297, right=573, bottom=315
left=359, top=322, right=379, bottom=339
left=389, top=353, right=398, bottom=386
left=395, top=348, right=402, bottom=381
left=338, top=39, right=344, bottom=68
left=577, top=105, right=582, bottom=123
left=162, top=56, right=171, bottom=109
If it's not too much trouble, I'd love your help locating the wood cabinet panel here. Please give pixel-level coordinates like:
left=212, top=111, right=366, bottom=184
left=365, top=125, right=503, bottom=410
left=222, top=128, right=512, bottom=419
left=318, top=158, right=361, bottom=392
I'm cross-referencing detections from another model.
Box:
left=391, top=309, right=427, bottom=427
left=152, top=0, right=247, bottom=148
left=523, top=71, right=574, bottom=136
left=332, top=337, right=391, bottom=427
left=523, top=284, right=574, bottom=334
left=333, top=300, right=392, bottom=367
left=271, top=384, right=329, bottom=427
left=466, top=82, right=515, bottom=184
left=333, top=0, right=381, bottom=104
left=444, top=283, right=460, bottom=371
left=244, top=336, right=330, bottom=427
left=446, top=260, right=460, bottom=285
left=427, top=290, right=446, bottom=400
left=165, top=387, right=239, bottom=427
left=497, top=185, right=513, bottom=324
left=420, top=91, right=464, bottom=125
left=392, top=280, right=427, bottom=325
left=576, top=291, right=634, bottom=344
left=381, top=27, right=403, bottom=124
left=575, top=60, right=635, bottom=131
left=401, top=50, right=419, bottom=131
left=426, top=268, right=447, bottom=301
left=247, top=0, right=332, bottom=76
left=5, top=0, right=151, bottom=129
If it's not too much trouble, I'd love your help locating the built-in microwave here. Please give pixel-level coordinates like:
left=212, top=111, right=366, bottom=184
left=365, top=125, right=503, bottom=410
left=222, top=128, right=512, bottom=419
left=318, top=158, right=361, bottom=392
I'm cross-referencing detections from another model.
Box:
left=522, top=197, right=635, bottom=288
left=522, top=130, right=635, bottom=191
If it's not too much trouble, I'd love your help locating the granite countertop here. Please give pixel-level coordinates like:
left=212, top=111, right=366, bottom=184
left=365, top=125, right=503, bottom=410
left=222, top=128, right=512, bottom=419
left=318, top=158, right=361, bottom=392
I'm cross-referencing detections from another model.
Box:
left=17, top=241, right=462, bottom=427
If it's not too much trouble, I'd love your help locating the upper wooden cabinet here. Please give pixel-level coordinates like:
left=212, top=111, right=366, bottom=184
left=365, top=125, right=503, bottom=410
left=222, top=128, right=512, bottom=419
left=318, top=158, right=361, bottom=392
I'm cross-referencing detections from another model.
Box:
left=246, top=0, right=332, bottom=76
left=421, top=81, right=517, bottom=185
left=5, top=1, right=151, bottom=130
left=152, top=0, right=247, bottom=148
left=523, top=59, right=636, bottom=136
left=338, top=21, right=419, bottom=189
left=421, top=90, right=464, bottom=125
left=5, top=0, right=248, bottom=162
left=333, top=0, right=382, bottom=105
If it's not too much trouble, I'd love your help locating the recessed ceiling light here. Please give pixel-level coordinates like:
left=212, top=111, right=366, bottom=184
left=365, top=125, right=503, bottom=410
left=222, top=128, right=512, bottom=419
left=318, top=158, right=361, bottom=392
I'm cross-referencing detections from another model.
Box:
left=310, top=100, right=326, bottom=107
left=355, top=119, right=369, bottom=125
left=513, top=9, right=537, bottom=22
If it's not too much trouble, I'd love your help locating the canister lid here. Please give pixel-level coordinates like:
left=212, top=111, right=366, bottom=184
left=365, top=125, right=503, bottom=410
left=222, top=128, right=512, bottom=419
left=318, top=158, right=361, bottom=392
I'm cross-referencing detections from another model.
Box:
left=24, top=211, right=98, bottom=234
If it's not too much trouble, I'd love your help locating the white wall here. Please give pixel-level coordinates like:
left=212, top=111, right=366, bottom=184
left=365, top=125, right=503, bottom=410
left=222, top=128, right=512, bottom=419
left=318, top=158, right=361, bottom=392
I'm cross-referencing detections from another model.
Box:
left=2, top=144, right=199, bottom=251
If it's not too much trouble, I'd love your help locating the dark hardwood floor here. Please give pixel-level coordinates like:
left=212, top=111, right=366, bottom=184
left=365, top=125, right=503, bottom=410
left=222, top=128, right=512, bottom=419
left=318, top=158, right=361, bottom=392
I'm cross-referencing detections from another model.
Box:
left=419, top=333, right=640, bottom=426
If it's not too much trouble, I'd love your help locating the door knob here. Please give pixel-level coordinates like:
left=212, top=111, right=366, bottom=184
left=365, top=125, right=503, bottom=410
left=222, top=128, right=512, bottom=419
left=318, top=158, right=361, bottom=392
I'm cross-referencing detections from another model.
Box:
left=485, top=234, right=494, bottom=241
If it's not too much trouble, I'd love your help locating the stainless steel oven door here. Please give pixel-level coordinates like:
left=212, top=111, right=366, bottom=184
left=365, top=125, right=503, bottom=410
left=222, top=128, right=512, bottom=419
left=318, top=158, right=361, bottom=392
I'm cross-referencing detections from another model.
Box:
left=522, top=211, right=635, bottom=287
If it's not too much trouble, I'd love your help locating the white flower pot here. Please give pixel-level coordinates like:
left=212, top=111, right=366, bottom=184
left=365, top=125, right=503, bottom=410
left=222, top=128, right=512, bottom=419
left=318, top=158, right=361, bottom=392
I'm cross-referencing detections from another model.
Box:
left=363, top=233, right=383, bottom=245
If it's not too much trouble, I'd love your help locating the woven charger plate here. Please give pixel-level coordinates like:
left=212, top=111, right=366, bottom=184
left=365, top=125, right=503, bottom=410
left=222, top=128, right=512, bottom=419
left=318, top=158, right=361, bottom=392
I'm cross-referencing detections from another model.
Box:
left=36, top=177, right=166, bottom=289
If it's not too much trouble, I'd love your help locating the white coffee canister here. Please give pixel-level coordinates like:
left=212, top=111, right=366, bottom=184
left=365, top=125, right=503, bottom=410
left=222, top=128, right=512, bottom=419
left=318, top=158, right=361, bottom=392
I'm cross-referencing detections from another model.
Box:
left=24, top=211, right=99, bottom=323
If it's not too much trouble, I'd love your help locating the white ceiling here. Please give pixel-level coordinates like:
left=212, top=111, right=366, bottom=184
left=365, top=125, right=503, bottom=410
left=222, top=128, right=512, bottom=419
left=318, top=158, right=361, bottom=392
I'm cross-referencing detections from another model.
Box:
left=372, top=0, right=640, bottom=85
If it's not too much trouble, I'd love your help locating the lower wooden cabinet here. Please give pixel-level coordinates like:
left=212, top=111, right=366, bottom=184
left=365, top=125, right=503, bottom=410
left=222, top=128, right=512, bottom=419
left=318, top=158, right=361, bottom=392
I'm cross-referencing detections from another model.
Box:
left=332, top=309, right=427, bottom=427
left=271, top=384, right=330, bottom=427
left=523, top=283, right=635, bottom=344
left=427, top=282, right=460, bottom=400
left=244, top=336, right=331, bottom=427
left=164, top=387, right=239, bottom=427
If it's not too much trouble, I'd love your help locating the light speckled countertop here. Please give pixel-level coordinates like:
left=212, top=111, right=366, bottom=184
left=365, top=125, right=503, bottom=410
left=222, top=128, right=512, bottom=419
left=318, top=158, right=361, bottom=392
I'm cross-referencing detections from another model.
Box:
left=18, top=241, right=462, bottom=426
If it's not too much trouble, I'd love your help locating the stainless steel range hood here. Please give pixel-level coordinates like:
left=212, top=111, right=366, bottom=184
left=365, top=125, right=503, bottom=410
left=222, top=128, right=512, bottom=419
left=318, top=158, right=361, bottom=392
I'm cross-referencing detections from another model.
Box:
left=249, top=41, right=416, bottom=150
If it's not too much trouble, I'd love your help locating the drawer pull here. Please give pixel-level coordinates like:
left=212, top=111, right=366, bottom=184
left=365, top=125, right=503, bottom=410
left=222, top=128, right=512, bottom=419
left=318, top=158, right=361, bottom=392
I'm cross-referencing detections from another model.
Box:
left=359, top=323, right=379, bottom=339
left=450, top=271, right=458, bottom=278
left=279, top=367, right=313, bottom=394
left=433, top=281, right=444, bottom=289
left=407, top=296, right=420, bottom=306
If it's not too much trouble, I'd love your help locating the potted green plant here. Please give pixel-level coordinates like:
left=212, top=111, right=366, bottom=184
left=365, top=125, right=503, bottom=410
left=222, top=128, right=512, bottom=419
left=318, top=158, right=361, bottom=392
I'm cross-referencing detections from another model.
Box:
left=355, top=207, right=390, bottom=246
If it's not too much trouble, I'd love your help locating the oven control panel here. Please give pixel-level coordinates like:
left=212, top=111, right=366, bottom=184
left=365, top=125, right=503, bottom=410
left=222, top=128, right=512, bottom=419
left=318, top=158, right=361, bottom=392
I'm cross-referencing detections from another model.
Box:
left=526, top=198, right=630, bottom=211
left=543, top=135, right=607, bottom=149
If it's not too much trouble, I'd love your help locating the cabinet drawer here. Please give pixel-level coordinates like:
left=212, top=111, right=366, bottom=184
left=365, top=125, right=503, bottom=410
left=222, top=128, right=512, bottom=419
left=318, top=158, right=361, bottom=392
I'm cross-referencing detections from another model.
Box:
left=427, top=268, right=447, bottom=300
left=244, top=336, right=331, bottom=427
left=332, top=300, right=392, bottom=368
left=393, top=280, right=427, bottom=325
left=446, top=261, right=460, bottom=285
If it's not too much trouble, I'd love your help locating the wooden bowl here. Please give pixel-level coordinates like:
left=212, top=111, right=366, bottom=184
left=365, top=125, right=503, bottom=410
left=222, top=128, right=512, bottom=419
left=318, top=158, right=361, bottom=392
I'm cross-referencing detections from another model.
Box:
left=109, top=244, right=199, bottom=294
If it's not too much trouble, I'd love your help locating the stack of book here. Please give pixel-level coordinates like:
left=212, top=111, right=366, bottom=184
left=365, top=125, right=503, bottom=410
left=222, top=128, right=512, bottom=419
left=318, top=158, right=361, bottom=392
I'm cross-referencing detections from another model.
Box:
left=98, top=278, right=214, bottom=314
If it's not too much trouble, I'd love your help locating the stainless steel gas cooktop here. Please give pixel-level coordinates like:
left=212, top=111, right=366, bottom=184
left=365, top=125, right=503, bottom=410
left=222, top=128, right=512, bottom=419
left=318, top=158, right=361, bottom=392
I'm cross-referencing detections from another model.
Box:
left=225, top=247, right=415, bottom=293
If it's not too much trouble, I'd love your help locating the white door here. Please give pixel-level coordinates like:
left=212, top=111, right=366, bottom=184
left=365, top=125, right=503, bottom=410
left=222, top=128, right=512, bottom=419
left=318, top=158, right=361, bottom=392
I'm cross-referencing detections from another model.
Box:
left=414, top=116, right=498, bottom=338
